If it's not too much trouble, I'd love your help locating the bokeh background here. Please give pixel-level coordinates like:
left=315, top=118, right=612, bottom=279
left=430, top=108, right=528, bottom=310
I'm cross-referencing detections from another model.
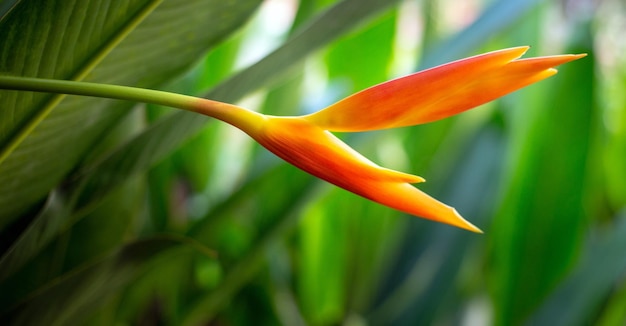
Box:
left=1, top=0, right=625, bottom=325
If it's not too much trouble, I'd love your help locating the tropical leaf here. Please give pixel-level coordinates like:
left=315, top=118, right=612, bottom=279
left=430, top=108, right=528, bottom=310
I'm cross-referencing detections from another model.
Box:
left=0, top=237, right=191, bottom=325
left=418, top=0, right=546, bottom=69
left=182, top=165, right=318, bottom=325
left=0, top=0, right=260, bottom=281
left=0, top=0, right=261, bottom=228
left=489, top=27, right=597, bottom=325
left=526, top=214, right=626, bottom=326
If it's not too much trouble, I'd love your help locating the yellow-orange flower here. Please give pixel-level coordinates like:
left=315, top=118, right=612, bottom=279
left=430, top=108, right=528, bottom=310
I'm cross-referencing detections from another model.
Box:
left=193, top=47, right=585, bottom=233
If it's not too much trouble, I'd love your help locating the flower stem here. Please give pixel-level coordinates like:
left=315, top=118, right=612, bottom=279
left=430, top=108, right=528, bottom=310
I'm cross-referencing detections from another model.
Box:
left=0, top=76, right=264, bottom=132
left=0, top=76, right=198, bottom=109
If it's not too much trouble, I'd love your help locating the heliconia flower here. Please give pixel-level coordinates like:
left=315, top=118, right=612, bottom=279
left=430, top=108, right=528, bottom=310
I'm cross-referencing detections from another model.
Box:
left=0, top=46, right=585, bottom=233
left=191, top=46, right=584, bottom=233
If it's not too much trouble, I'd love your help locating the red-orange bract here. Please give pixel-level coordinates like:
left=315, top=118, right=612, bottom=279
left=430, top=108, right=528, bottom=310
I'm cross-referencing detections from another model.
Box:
left=192, top=47, right=585, bottom=233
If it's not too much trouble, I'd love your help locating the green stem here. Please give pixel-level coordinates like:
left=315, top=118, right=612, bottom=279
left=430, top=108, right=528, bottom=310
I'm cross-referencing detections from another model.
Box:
left=1, top=76, right=197, bottom=109
left=0, top=76, right=264, bottom=133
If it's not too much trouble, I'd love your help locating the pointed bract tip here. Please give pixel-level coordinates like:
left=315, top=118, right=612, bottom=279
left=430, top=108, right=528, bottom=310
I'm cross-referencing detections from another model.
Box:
left=385, top=169, right=426, bottom=183
left=450, top=208, right=483, bottom=233
left=549, top=52, right=588, bottom=63
left=571, top=53, right=588, bottom=62
left=508, top=45, right=530, bottom=55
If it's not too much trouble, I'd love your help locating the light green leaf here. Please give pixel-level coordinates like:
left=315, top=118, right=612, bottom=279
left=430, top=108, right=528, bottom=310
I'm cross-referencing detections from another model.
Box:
left=324, top=9, right=396, bottom=93
left=489, top=30, right=597, bottom=325
left=419, top=0, right=545, bottom=69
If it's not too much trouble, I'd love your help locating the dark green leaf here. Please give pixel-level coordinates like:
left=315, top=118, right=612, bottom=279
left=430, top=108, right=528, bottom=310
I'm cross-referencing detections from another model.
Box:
left=526, top=215, right=626, bottom=326
left=0, top=0, right=260, bottom=281
left=0, top=237, right=181, bottom=325
left=0, top=0, right=261, bottom=228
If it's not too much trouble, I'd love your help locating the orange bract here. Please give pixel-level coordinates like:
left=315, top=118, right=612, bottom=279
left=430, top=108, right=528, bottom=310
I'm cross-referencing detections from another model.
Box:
left=249, top=116, right=482, bottom=232
left=303, top=47, right=586, bottom=132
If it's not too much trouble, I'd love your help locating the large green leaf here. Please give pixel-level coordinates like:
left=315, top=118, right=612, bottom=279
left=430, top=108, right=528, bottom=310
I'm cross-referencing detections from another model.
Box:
left=372, top=121, right=505, bottom=325
left=0, top=237, right=188, bottom=325
left=0, top=0, right=261, bottom=228
left=0, top=176, right=143, bottom=308
left=489, top=31, right=597, bottom=325
left=183, top=165, right=318, bottom=325
left=526, top=214, right=626, bottom=326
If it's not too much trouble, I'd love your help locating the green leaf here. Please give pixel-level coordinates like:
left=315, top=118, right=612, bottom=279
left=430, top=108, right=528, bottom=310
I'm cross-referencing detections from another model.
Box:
left=0, top=237, right=182, bottom=325
left=0, top=0, right=260, bottom=282
left=0, top=0, right=261, bottom=228
left=526, top=215, right=626, bottom=326
left=375, top=122, right=505, bottom=325
left=324, top=9, right=396, bottom=93
left=489, top=31, right=597, bottom=325
left=604, top=64, right=626, bottom=207
left=0, top=176, right=143, bottom=306
left=419, top=0, right=546, bottom=69
left=182, top=165, right=318, bottom=325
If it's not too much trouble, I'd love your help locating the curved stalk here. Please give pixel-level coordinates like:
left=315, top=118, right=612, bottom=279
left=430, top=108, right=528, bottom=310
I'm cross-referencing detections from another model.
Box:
left=0, top=76, right=196, bottom=107
left=0, top=76, right=263, bottom=132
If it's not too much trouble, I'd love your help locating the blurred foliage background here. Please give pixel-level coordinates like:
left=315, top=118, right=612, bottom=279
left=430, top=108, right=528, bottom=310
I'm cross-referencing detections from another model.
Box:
left=0, top=0, right=625, bottom=325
